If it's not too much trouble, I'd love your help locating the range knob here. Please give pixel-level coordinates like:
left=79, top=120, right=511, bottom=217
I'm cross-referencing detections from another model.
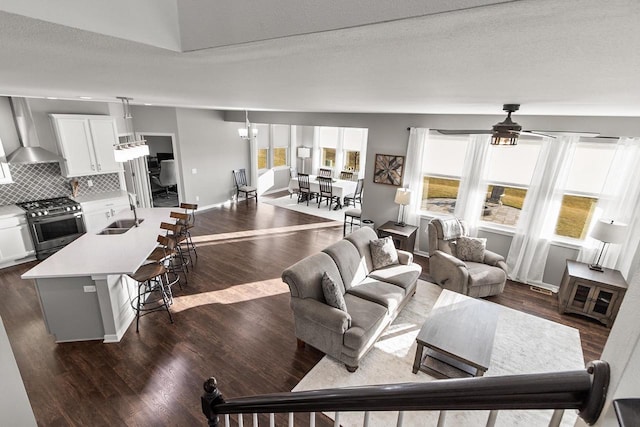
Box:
left=43, top=210, right=48, bottom=215
left=66, top=207, right=71, bottom=211
left=31, top=212, right=36, bottom=217
left=37, top=212, right=43, bottom=216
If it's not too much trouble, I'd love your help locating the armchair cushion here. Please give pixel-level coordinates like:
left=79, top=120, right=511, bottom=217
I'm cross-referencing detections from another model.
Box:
left=456, top=236, right=487, bottom=262
left=369, top=236, right=399, bottom=270
left=322, top=272, right=348, bottom=312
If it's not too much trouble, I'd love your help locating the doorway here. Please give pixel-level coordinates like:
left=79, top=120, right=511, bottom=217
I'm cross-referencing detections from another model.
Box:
left=137, top=133, right=181, bottom=208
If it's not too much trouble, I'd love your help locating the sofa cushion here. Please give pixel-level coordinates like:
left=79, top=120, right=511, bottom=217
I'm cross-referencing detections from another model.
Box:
left=370, top=236, right=399, bottom=270
left=347, top=277, right=406, bottom=312
left=466, top=261, right=507, bottom=288
left=343, top=293, right=387, bottom=351
left=457, top=236, right=486, bottom=262
left=282, top=252, right=345, bottom=300
left=368, top=262, right=422, bottom=292
left=344, top=227, right=378, bottom=273
left=323, top=239, right=368, bottom=290
left=322, top=272, right=348, bottom=312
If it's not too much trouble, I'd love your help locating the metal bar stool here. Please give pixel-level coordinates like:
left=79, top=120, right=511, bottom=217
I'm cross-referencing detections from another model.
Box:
left=160, top=222, right=191, bottom=283
left=171, top=211, right=197, bottom=262
left=146, top=235, right=182, bottom=291
left=128, top=262, right=173, bottom=332
left=180, top=202, right=198, bottom=259
left=344, top=208, right=362, bottom=236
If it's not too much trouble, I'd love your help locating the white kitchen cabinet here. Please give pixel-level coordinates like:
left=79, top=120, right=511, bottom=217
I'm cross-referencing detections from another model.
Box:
left=50, top=114, right=122, bottom=177
left=0, top=215, right=34, bottom=264
left=81, top=195, right=130, bottom=233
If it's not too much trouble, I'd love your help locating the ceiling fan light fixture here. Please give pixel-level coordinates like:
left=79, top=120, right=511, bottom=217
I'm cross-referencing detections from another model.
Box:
left=491, top=104, right=522, bottom=146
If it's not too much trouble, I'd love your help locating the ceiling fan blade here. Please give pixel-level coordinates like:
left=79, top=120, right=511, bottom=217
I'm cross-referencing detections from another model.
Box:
left=435, top=129, right=492, bottom=135
left=520, top=130, right=554, bottom=138
left=530, top=130, right=601, bottom=138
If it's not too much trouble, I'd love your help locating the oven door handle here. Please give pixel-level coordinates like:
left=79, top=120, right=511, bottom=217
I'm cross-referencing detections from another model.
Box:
left=31, top=211, right=83, bottom=224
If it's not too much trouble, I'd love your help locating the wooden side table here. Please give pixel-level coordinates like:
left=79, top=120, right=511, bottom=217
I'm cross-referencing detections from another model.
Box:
left=558, top=260, right=628, bottom=327
left=377, top=221, right=418, bottom=254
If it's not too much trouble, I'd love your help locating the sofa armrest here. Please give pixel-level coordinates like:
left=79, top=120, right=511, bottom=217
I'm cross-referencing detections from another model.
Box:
left=290, top=297, right=352, bottom=332
left=483, top=250, right=507, bottom=270
left=429, top=250, right=469, bottom=295
left=397, top=249, right=413, bottom=265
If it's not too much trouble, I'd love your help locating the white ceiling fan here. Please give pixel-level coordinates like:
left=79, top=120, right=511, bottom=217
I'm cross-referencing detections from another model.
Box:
left=435, top=104, right=601, bottom=145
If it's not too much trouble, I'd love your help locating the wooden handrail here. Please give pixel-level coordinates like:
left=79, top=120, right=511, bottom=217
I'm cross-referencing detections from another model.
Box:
left=201, top=361, right=609, bottom=426
left=202, top=360, right=609, bottom=426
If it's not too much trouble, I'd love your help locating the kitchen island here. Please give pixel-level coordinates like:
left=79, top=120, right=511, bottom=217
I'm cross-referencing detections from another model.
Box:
left=22, top=208, right=176, bottom=343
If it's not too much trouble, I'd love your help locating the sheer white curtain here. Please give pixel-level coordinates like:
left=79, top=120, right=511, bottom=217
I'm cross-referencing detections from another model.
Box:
left=311, top=127, right=321, bottom=175
left=404, top=128, right=429, bottom=248
left=454, top=135, right=490, bottom=235
left=507, top=136, right=579, bottom=285
left=578, top=137, right=640, bottom=278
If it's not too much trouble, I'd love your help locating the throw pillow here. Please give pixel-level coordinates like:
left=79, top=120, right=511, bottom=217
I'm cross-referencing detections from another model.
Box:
left=322, top=272, right=348, bottom=312
left=456, top=236, right=487, bottom=262
left=370, top=236, right=399, bottom=270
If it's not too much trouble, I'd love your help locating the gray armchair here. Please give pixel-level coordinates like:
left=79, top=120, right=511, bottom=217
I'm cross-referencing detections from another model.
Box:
left=427, top=218, right=507, bottom=298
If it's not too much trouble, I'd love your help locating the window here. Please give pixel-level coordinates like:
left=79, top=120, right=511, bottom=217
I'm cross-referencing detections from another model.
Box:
left=322, top=148, right=336, bottom=167
left=342, top=128, right=366, bottom=172
left=555, top=143, right=615, bottom=239
left=317, top=126, right=367, bottom=174
left=272, top=124, right=289, bottom=168
left=481, top=140, right=542, bottom=227
left=344, top=151, right=360, bottom=171
left=421, top=134, right=469, bottom=213
left=257, top=149, right=268, bottom=169
left=319, top=127, right=339, bottom=169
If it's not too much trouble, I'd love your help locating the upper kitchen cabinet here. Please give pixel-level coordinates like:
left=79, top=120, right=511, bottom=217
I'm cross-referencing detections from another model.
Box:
left=50, top=114, right=122, bottom=177
left=0, top=138, right=13, bottom=184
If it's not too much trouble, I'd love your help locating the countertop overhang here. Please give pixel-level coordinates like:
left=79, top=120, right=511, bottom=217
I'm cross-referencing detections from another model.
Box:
left=22, top=208, right=176, bottom=279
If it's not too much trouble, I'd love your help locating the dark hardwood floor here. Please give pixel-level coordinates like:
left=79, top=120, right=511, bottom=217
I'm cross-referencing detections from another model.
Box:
left=0, top=201, right=609, bottom=426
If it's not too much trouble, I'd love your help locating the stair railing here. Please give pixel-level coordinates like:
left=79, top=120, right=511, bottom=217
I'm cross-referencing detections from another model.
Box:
left=201, top=360, right=609, bottom=427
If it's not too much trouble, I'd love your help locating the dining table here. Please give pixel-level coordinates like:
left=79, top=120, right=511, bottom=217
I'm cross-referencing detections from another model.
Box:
left=289, top=175, right=358, bottom=209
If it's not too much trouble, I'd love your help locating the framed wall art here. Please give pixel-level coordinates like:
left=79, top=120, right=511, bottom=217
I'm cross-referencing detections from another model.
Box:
left=373, top=154, right=405, bottom=186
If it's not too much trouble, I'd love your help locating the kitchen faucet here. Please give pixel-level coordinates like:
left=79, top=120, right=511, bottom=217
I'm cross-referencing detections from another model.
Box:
left=128, top=193, right=139, bottom=226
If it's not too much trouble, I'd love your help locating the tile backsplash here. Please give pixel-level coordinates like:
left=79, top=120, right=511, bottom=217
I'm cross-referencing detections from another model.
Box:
left=0, top=163, right=121, bottom=205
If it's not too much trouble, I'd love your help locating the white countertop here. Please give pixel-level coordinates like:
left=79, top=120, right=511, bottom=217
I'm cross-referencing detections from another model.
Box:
left=22, top=208, right=176, bottom=280
left=0, top=204, right=25, bottom=219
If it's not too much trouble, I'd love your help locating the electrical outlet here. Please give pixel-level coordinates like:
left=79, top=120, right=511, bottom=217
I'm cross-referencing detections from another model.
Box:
left=83, top=285, right=96, bottom=293
left=87, top=179, right=93, bottom=187
left=195, top=196, right=200, bottom=201
left=192, top=168, right=197, bottom=174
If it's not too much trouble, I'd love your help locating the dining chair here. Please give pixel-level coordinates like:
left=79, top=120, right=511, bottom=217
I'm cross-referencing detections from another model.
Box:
left=339, top=171, right=354, bottom=180
left=180, top=203, right=198, bottom=259
left=296, top=173, right=315, bottom=206
left=319, top=168, right=333, bottom=177
left=344, top=178, right=364, bottom=208
left=317, top=176, right=340, bottom=210
left=232, top=168, right=258, bottom=203
left=289, top=167, right=300, bottom=199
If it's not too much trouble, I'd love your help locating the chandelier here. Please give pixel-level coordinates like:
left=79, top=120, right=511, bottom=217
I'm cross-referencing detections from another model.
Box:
left=238, top=110, right=258, bottom=140
left=114, top=97, right=150, bottom=162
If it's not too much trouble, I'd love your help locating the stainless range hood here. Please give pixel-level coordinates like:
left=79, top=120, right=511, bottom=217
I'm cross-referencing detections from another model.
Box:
left=7, top=97, right=62, bottom=164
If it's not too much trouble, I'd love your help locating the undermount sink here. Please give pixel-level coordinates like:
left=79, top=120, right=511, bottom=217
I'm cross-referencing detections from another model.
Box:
left=97, top=228, right=129, bottom=235
left=105, top=219, right=144, bottom=229
left=97, top=219, right=144, bottom=235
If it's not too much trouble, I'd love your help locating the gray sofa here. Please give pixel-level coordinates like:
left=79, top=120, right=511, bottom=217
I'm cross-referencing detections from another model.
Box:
left=282, top=227, right=422, bottom=372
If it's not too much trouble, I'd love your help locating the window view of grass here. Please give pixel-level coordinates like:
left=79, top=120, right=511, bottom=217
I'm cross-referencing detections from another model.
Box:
left=421, top=176, right=460, bottom=212
left=273, top=148, right=287, bottom=167
left=482, top=185, right=526, bottom=226
left=555, top=195, right=598, bottom=239
left=258, top=148, right=267, bottom=169
left=323, top=148, right=336, bottom=168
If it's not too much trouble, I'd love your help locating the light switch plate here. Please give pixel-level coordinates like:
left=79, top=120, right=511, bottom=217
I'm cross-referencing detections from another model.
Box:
left=83, top=285, right=96, bottom=293
left=192, top=168, right=197, bottom=174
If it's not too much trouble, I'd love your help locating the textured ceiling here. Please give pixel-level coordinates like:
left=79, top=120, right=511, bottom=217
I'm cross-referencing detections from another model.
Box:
left=0, top=0, right=639, bottom=116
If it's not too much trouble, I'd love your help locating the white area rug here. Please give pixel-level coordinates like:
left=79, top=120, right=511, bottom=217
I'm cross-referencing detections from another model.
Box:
left=261, top=194, right=346, bottom=223
left=293, top=281, right=585, bottom=426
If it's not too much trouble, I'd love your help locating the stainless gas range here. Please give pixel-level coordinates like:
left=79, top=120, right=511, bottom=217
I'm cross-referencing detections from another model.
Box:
left=17, top=197, right=86, bottom=260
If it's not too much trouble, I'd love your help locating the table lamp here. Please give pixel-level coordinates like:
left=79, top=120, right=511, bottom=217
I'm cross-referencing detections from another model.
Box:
left=394, top=188, right=412, bottom=226
left=589, top=219, right=627, bottom=271
left=297, top=147, right=311, bottom=174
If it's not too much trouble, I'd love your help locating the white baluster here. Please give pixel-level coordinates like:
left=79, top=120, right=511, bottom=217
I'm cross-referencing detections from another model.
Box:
left=396, top=411, right=405, bottom=427
left=238, top=413, right=244, bottom=427
left=363, top=411, right=371, bottom=427
left=334, top=412, right=340, bottom=427
left=253, top=412, right=258, bottom=426
left=486, top=410, right=498, bottom=427
left=437, top=411, right=446, bottom=427
left=288, top=412, right=294, bottom=427
left=549, top=409, right=564, bottom=427
left=269, top=413, right=275, bottom=427
left=310, top=412, right=316, bottom=427
left=225, top=414, right=230, bottom=427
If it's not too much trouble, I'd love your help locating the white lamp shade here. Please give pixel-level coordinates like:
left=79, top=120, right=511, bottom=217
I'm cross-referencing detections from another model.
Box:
left=590, top=220, right=627, bottom=244
left=394, top=188, right=412, bottom=205
left=297, top=147, right=311, bottom=158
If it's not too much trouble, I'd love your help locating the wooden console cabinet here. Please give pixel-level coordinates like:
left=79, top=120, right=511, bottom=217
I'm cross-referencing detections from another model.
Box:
left=558, top=260, right=627, bottom=328
left=377, top=221, right=418, bottom=254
